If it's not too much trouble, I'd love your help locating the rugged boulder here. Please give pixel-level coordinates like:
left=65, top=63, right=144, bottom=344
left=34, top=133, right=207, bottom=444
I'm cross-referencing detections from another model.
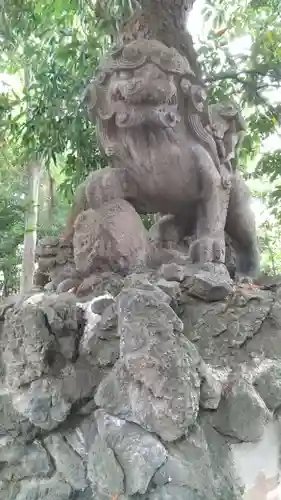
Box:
left=1, top=267, right=281, bottom=500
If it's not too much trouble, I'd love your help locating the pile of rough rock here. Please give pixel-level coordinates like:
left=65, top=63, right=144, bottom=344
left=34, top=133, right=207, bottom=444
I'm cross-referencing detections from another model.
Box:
left=1, top=262, right=281, bottom=500
left=34, top=199, right=239, bottom=297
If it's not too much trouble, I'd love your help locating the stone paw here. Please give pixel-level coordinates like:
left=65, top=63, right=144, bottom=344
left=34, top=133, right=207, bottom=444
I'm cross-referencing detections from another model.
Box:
left=56, top=278, right=82, bottom=294
left=189, top=236, right=225, bottom=264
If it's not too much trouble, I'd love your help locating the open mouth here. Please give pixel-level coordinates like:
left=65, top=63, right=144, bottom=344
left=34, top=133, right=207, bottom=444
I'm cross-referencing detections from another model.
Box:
left=115, top=104, right=179, bottom=128
left=111, top=86, right=177, bottom=107
left=127, top=92, right=177, bottom=106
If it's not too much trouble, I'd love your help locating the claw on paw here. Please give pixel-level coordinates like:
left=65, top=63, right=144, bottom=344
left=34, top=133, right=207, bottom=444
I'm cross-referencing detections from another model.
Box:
left=189, top=236, right=225, bottom=264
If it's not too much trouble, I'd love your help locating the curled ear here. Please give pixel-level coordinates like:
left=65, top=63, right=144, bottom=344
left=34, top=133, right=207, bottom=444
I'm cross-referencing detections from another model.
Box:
left=221, top=106, right=246, bottom=132
left=180, top=79, right=207, bottom=113
left=190, top=85, right=207, bottom=113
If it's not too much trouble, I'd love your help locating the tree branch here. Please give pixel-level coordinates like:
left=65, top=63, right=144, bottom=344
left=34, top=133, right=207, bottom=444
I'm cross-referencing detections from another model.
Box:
left=205, top=68, right=281, bottom=83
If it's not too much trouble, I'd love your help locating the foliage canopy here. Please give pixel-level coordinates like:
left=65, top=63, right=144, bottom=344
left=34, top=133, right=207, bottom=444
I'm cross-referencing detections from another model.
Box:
left=0, top=0, right=281, bottom=292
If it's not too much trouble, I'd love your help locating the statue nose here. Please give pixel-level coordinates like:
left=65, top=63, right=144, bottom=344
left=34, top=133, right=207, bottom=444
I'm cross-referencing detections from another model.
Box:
left=150, top=71, right=162, bottom=82
left=127, top=81, right=137, bottom=91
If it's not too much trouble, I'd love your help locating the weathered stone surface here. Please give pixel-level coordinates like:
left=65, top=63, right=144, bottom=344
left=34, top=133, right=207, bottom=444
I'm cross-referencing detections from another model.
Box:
left=152, top=424, right=215, bottom=496
left=122, top=273, right=171, bottom=304
left=184, top=263, right=233, bottom=302
left=58, top=335, right=78, bottom=361
left=245, top=299, right=281, bottom=360
left=41, top=293, right=83, bottom=339
left=0, top=439, right=53, bottom=481
left=14, top=475, right=73, bottom=500
left=96, top=285, right=201, bottom=442
left=87, top=435, right=124, bottom=498
left=73, top=200, right=148, bottom=277
left=94, top=361, right=131, bottom=416
left=181, top=287, right=273, bottom=367
left=89, top=294, right=115, bottom=315
left=36, top=235, right=68, bottom=257
left=80, top=329, right=119, bottom=365
left=96, top=358, right=198, bottom=442
left=36, top=236, right=78, bottom=292
left=147, top=484, right=205, bottom=499
left=79, top=301, right=101, bottom=354
left=2, top=293, right=83, bottom=390
left=79, top=297, right=119, bottom=354
left=117, top=283, right=183, bottom=335
left=199, top=363, right=223, bottom=410
left=155, top=278, right=181, bottom=301
left=202, top=419, right=244, bottom=499
left=159, top=262, right=186, bottom=282
left=76, top=271, right=124, bottom=299
left=99, top=302, right=118, bottom=330
left=96, top=409, right=167, bottom=495
left=0, top=479, right=20, bottom=500
left=95, top=339, right=120, bottom=366
left=153, top=419, right=243, bottom=499
left=56, top=356, right=107, bottom=403
left=63, top=414, right=98, bottom=459
left=12, top=378, right=71, bottom=430
left=74, top=487, right=94, bottom=500
left=79, top=300, right=119, bottom=365
left=3, top=257, right=281, bottom=500
left=2, top=302, right=54, bottom=390
left=253, top=360, right=281, bottom=410
left=44, top=434, right=87, bottom=490
left=213, top=377, right=270, bottom=442
left=77, top=398, right=97, bottom=416
left=0, top=392, right=35, bottom=442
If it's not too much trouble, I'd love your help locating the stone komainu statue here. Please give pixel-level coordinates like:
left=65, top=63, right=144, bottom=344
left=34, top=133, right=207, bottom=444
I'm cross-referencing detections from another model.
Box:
left=62, top=39, right=259, bottom=279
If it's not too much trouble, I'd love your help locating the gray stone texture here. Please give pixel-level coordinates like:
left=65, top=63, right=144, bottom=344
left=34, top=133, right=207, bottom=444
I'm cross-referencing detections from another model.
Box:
left=253, top=360, right=281, bottom=410
left=87, top=435, right=125, bottom=498
left=14, top=476, right=73, bottom=500
left=1, top=272, right=281, bottom=500
left=44, top=434, right=87, bottom=490
left=12, top=378, right=72, bottom=431
left=95, top=409, right=167, bottom=495
left=96, top=282, right=201, bottom=442
left=212, top=377, right=271, bottom=441
left=184, top=263, right=233, bottom=302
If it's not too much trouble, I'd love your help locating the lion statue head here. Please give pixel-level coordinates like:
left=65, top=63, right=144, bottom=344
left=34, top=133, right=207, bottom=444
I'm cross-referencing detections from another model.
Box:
left=210, top=102, right=246, bottom=138
left=209, top=102, right=246, bottom=170
left=83, top=39, right=196, bottom=157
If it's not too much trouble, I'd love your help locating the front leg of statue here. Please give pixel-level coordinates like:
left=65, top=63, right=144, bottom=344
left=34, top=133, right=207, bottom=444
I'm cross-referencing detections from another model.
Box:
left=189, top=165, right=231, bottom=265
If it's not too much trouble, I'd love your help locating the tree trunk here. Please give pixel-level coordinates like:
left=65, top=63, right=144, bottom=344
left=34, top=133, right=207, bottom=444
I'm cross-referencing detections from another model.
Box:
left=118, top=0, right=202, bottom=83
left=2, top=267, right=9, bottom=297
left=38, top=169, right=55, bottom=226
left=20, top=160, right=41, bottom=293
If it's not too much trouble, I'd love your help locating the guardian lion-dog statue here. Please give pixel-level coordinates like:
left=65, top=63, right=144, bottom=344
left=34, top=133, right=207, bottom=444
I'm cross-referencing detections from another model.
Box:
left=62, top=39, right=259, bottom=279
